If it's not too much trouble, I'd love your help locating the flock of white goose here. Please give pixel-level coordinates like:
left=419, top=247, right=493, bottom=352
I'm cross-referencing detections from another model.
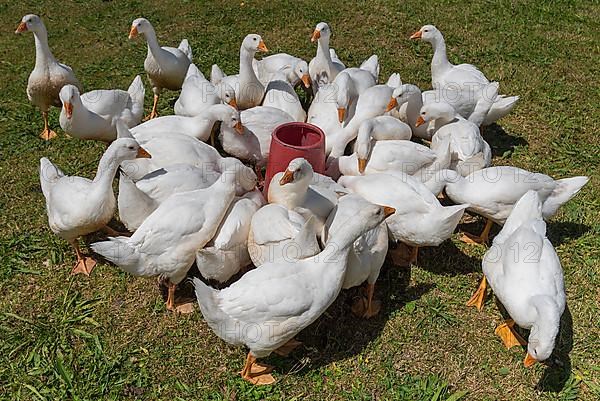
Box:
left=18, top=13, right=589, bottom=385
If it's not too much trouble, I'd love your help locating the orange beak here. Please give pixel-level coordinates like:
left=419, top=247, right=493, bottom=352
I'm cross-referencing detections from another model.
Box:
left=385, top=97, right=398, bottom=112
left=257, top=40, right=268, bottom=52
left=15, top=21, right=27, bottom=34
left=523, top=353, right=537, bottom=368
left=415, top=116, right=426, bottom=127
left=128, top=25, right=138, bottom=39
left=64, top=102, right=73, bottom=119
left=410, top=30, right=422, bottom=39
left=136, top=147, right=151, bottom=158
left=337, top=108, right=346, bottom=123
left=228, top=98, right=238, bottom=110
left=301, top=74, right=311, bottom=88
left=358, top=158, right=367, bottom=174
left=279, top=169, right=294, bottom=185
left=383, top=206, right=396, bottom=217
left=311, top=29, right=321, bottom=42
left=234, top=121, right=244, bottom=134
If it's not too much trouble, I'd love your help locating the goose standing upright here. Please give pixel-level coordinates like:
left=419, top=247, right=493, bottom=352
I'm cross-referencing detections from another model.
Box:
left=410, top=25, right=519, bottom=125
left=92, top=173, right=238, bottom=312
left=40, top=137, right=150, bottom=275
left=15, top=14, right=83, bottom=140
left=193, top=197, right=394, bottom=385
left=59, top=76, right=145, bottom=142
left=129, top=18, right=192, bottom=119
left=467, top=191, right=566, bottom=368
left=213, top=34, right=268, bottom=110
left=309, top=22, right=345, bottom=92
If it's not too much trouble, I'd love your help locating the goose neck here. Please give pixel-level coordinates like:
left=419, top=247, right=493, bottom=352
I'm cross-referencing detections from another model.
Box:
left=33, top=26, right=56, bottom=67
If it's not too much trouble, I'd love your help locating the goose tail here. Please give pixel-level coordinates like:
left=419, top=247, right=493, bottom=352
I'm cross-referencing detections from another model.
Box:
left=542, top=176, right=589, bottom=218
left=483, top=95, right=519, bottom=125
left=360, top=54, right=380, bottom=81
left=192, top=277, right=233, bottom=336
left=91, top=237, right=142, bottom=275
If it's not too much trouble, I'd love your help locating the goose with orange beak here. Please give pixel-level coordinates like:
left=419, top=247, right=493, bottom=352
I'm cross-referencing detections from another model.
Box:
left=468, top=190, right=566, bottom=368
left=128, top=18, right=192, bottom=120
left=308, top=22, right=345, bottom=92
left=15, top=14, right=83, bottom=140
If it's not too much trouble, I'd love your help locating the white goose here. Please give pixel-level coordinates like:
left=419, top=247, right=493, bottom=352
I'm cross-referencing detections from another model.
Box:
left=16, top=14, right=83, bottom=140
left=40, top=137, right=149, bottom=275
left=129, top=18, right=192, bottom=119
left=219, top=106, right=294, bottom=171
left=467, top=191, right=565, bottom=368
left=174, top=63, right=237, bottom=117
left=252, top=53, right=311, bottom=88
left=131, top=104, right=242, bottom=143
left=444, top=167, right=589, bottom=244
left=307, top=82, right=343, bottom=140
left=193, top=197, right=392, bottom=385
left=59, top=76, right=145, bottom=142
left=261, top=68, right=306, bottom=122
left=196, top=189, right=265, bottom=283
left=339, top=173, right=468, bottom=264
left=92, top=173, right=238, bottom=312
left=322, top=193, right=390, bottom=318
left=410, top=25, right=519, bottom=125
left=309, top=22, right=345, bottom=92
left=420, top=102, right=492, bottom=176
left=213, top=34, right=268, bottom=110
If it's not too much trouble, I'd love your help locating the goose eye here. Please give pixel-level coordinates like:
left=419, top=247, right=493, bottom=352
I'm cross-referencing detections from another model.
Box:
left=253, top=37, right=257, bottom=41
left=128, top=146, right=134, bottom=150
left=421, top=112, right=426, bottom=115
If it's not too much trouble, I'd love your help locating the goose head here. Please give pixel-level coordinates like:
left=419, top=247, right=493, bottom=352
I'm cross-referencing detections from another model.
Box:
left=294, top=60, right=311, bottom=88
left=59, top=85, right=82, bottom=119
left=279, top=158, right=314, bottom=187
left=355, top=120, right=376, bottom=173
left=222, top=105, right=244, bottom=134
left=311, top=22, right=331, bottom=43
left=108, top=138, right=151, bottom=162
left=335, top=73, right=355, bottom=123
left=410, top=24, right=441, bottom=43
left=524, top=296, right=562, bottom=368
left=216, top=82, right=237, bottom=109
left=129, top=18, right=153, bottom=39
left=220, top=157, right=258, bottom=194
left=242, top=34, right=268, bottom=54
left=15, top=14, right=43, bottom=34
left=416, top=102, right=456, bottom=128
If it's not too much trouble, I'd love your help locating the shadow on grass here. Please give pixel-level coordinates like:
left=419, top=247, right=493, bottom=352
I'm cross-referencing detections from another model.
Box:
left=482, top=123, right=528, bottom=158
left=536, top=305, right=574, bottom=393
left=271, top=262, right=433, bottom=374
left=546, top=221, right=591, bottom=247
left=417, top=240, right=482, bottom=276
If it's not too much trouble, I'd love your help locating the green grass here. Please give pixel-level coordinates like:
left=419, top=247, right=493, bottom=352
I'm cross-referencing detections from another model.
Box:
left=1, top=0, right=599, bottom=400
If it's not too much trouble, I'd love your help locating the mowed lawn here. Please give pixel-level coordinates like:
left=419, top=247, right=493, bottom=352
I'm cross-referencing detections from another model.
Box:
left=1, top=0, right=598, bottom=400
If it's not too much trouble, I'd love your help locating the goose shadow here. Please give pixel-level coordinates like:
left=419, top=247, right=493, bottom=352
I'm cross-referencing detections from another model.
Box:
left=482, top=123, right=528, bottom=158
left=416, top=240, right=482, bottom=276
left=269, top=261, right=434, bottom=374
left=546, top=221, right=591, bottom=247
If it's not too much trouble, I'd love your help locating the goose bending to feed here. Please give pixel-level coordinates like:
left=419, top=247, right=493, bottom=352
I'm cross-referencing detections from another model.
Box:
left=59, top=76, right=145, bottom=142
left=196, top=189, right=264, bottom=283
left=339, top=173, right=468, bottom=265
left=92, top=173, right=238, bottom=312
left=174, top=63, right=237, bottom=117
left=16, top=14, right=83, bottom=140
left=212, top=34, right=268, bottom=110
left=309, top=22, right=345, bottom=92
left=40, top=137, right=150, bottom=275
left=129, top=18, right=192, bottom=119
left=131, top=103, right=241, bottom=143
left=322, top=193, right=389, bottom=318
left=419, top=102, right=492, bottom=176
left=444, top=167, right=588, bottom=244
left=252, top=53, right=311, bottom=88
left=193, top=196, right=394, bottom=384
left=410, top=25, right=519, bottom=125
left=467, top=191, right=565, bottom=368
left=262, top=68, right=306, bottom=122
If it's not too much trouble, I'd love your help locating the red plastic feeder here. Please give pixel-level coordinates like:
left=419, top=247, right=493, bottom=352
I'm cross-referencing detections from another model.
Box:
left=263, top=122, right=326, bottom=196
